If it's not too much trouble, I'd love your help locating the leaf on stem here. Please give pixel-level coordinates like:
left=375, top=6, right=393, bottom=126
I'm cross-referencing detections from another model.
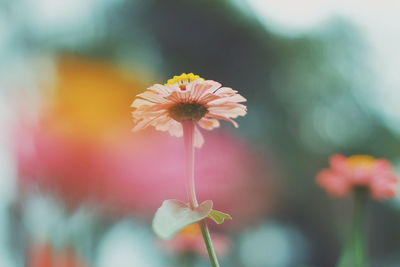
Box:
left=208, top=210, right=232, bottom=224
left=152, top=199, right=213, bottom=239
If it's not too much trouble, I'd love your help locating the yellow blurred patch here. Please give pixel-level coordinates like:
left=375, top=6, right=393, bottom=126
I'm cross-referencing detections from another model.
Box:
left=178, top=223, right=201, bottom=238
left=43, top=55, right=148, bottom=142
left=346, top=155, right=376, bottom=169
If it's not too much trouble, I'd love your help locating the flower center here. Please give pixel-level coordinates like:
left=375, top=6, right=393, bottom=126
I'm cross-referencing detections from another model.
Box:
left=165, top=73, right=203, bottom=86
left=168, top=102, right=208, bottom=122
left=346, top=155, right=375, bottom=170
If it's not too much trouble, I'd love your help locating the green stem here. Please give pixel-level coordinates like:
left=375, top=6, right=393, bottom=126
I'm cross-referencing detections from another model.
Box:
left=182, top=120, right=221, bottom=267
left=200, top=220, right=220, bottom=267
left=352, top=188, right=368, bottom=267
left=337, top=188, right=368, bottom=267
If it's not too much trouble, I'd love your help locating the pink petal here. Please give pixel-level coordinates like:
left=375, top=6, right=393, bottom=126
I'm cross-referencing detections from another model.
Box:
left=132, top=118, right=152, bottom=132
left=131, top=99, right=156, bottom=108
left=168, top=121, right=183, bottom=137
left=148, top=84, right=174, bottom=97
left=208, top=94, right=247, bottom=105
left=194, top=126, right=204, bottom=148
left=351, top=169, right=372, bottom=185
left=329, top=154, right=348, bottom=174
left=208, top=113, right=239, bottom=128
left=198, top=94, right=221, bottom=104
left=316, top=169, right=350, bottom=196
left=197, top=118, right=220, bottom=130
left=132, top=108, right=166, bottom=120
left=188, top=81, right=212, bottom=101
left=166, top=91, right=181, bottom=103
left=373, top=159, right=393, bottom=173
left=208, top=105, right=247, bottom=118
left=136, top=91, right=169, bottom=104
left=154, top=117, right=174, bottom=132
left=132, top=112, right=168, bottom=132
left=214, top=87, right=237, bottom=96
left=201, top=80, right=222, bottom=95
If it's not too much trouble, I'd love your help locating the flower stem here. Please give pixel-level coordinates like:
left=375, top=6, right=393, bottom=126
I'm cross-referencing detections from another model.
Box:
left=182, top=120, right=198, bottom=208
left=338, top=188, right=369, bottom=267
left=182, top=120, right=220, bottom=267
left=200, top=220, right=220, bottom=267
left=352, top=188, right=368, bottom=267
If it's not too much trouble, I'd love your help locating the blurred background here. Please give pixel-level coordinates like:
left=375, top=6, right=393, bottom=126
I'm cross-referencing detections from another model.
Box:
left=1, top=0, right=400, bottom=266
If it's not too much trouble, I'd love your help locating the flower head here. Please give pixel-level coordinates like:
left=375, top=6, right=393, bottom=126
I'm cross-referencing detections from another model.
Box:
left=131, top=73, right=247, bottom=147
left=316, top=154, right=398, bottom=200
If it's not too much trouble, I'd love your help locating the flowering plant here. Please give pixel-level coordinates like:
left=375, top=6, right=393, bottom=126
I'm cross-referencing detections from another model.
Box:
left=131, top=73, right=246, bottom=266
left=316, top=154, right=398, bottom=267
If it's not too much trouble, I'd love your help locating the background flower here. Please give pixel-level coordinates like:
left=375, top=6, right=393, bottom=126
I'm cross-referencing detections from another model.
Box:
left=316, top=154, right=398, bottom=199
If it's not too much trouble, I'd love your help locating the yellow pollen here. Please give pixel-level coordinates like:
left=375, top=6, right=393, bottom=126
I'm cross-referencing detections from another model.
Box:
left=178, top=223, right=201, bottom=238
left=165, top=73, right=203, bottom=85
left=346, top=155, right=376, bottom=169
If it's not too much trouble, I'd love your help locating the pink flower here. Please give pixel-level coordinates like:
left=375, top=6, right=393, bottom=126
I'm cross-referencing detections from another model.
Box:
left=131, top=73, right=247, bottom=147
left=16, top=124, right=273, bottom=228
left=159, top=223, right=230, bottom=257
left=316, top=154, right=398, bottom=200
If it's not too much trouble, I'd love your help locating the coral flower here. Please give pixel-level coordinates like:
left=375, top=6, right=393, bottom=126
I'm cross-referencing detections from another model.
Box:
left=316, top=154, right=398, bottom=200
left=28, top=242, right=89, bottom=267
left=131, top=73, right=247, bottom=147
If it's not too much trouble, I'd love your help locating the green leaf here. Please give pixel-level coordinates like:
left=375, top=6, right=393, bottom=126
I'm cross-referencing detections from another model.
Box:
left=208, top=210, right=232, bottom=224
left=152, top=199, right=213, bottom=239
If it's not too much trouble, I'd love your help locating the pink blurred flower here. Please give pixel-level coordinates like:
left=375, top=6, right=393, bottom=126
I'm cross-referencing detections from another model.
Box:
left=316, top=154, right=398, bottom=200
left=159, top=223, right=230, bottom=257
left=16, top=122, right=273, bottom=228
left=100, top=130, right=273, bottom=227
left=131, top=73, right=247, bottom=147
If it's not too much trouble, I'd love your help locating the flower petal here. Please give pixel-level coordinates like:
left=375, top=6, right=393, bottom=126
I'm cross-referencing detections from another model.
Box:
left=137, top=91, right=169, bottom=104
left=208, top=113, right=239, bottom=127
left=194, top=126, right=204, bottom=148
left=197, top=118, right=220, bottom=130
left=132, top=112, right=168, bottom=132
left=168, top=120, right=183, bottom=137
left=154, top=117, right=174, bottom=131
left=148, top=84, right=174, bottom=97
left=214, top=87, right=237, bottom=96
left=202, top=80, right=222, bottom=95
left=187, top=81, right=209, bottom=101
left=207, top=94, right=247, bottom=105
left=198, top=93, right=221, bottom=104
left=131, top=99, right=155, bottom=108
left=208, top=105, right=247, bottom=118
